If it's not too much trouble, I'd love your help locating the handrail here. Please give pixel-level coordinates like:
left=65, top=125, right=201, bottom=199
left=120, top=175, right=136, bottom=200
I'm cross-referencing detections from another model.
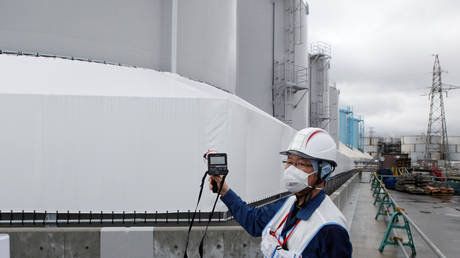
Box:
left=387, top=193, right=447, bottom=258
left=376, top=174, right=458, bottom=180
left=372, top=173, right=447, bottom=258
left=0, top=49, right=136, bottom=68
left=380, top=204, right=410, bottom=258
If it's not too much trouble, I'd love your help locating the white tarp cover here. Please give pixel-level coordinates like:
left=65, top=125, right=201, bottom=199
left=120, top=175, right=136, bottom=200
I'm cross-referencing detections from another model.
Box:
left=0, top=55, right=298, bottom=212
left=334, top=149, right=354, bottom=176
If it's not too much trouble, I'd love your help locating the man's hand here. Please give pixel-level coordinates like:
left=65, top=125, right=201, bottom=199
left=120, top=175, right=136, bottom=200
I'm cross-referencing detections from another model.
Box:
left=208, top=175, right=229, bottom=196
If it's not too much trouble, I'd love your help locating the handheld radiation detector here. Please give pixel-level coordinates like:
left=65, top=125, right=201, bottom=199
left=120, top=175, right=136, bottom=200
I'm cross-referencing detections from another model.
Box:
left=207, top=153, right=229, bottom=176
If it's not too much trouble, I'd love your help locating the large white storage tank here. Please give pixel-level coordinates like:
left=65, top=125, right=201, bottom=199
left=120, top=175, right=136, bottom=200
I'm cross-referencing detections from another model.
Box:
left=0, top=0, right=173, bottom=70
left=0, top=0, right=310, bottom=129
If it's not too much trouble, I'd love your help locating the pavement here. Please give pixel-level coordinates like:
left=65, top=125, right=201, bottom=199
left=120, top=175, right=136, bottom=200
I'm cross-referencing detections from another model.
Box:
left=389, top=187, right=460, bottom=257
left=349, top=172, right=460, bottom=258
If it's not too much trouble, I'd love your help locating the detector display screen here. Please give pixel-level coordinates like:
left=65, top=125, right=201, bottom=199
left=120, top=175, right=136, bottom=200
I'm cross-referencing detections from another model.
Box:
left=209, top=156, right=226, bottom=165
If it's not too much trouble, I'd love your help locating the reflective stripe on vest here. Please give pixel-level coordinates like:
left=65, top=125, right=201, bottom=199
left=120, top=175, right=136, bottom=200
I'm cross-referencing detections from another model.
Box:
left=261, top=195, right=348, bottom=255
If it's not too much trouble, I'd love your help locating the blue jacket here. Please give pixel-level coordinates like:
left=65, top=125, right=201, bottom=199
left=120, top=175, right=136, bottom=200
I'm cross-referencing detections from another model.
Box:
left=221, top=189, right=352, bottom=257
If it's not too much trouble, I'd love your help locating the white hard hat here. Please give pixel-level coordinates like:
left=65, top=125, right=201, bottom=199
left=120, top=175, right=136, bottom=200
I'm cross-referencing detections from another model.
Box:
left=280, top=128, right=337, bottom=167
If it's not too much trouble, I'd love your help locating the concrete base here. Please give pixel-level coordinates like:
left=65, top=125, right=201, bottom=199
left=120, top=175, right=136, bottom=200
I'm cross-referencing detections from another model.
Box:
left=2, top=228, right=100, bottom=258
left=0, top=226, right=260, bottom=258
left=152, top=226, right=262, bottom=258
left=101, top=227, right=153, bottom=258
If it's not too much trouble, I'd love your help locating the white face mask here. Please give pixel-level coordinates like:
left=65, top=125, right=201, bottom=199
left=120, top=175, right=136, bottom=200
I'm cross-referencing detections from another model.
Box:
left=282, top=165, right=317, bottom=193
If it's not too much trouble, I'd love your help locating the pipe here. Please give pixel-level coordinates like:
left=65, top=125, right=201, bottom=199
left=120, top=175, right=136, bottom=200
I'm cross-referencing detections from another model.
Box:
left=271, top=1, right=276, bottom=116
left=170, top=0, right=178, bottom=73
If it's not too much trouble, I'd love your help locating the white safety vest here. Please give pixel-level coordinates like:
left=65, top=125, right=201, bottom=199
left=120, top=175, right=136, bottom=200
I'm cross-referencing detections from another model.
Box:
left=261, top=195, right=348, bottom=255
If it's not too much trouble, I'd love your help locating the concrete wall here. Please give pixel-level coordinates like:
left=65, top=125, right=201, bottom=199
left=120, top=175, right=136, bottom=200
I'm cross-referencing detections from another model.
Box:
left=0, top=227, right=262, bottom=258
left=2, top=228, right=100, bottom=258
left=329, top=173, right=359, bottom=211
left=0, top=234, right=9, bottom=258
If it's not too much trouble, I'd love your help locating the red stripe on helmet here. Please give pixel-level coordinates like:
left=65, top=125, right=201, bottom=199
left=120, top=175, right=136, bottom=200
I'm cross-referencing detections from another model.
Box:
left=305, top=130, right=324, bottom=146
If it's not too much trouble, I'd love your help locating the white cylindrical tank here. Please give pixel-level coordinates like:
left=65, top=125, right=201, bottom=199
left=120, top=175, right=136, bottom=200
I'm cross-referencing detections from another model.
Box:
left=0, top=0, right=172, bottom=71
left=328, top=86, right=339, bottom=143
left=294, top=0, right=308, bottom=70
left=286, top=0, right=309, bottom=130
left=309, top=42, right=331, bottom=130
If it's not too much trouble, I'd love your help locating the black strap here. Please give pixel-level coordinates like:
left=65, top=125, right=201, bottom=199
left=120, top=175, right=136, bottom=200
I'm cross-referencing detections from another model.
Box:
left=198, top=174, right=227, bottom=257
left=183, top=173, right=227, bottom=258
left=184, top=172, right=208, bottom=258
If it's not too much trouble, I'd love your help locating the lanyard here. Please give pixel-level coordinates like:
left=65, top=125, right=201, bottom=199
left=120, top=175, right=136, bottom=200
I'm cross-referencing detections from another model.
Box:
left=269, top=212, right=301, bottom=248
left=183, top=172, right=227, bottom=258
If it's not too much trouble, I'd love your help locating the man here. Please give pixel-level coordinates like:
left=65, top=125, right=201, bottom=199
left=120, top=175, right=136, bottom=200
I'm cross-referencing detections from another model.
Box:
left=209, top=128, right=352, bottom=257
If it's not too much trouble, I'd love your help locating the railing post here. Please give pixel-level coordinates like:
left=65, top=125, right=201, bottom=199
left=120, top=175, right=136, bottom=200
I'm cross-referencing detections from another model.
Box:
left=375, top=192, right=395, bottom=221
left=379, top=210, right=416, bottom=256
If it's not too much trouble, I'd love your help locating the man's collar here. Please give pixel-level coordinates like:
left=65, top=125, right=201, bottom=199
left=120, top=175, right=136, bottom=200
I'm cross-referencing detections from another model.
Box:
left=294, top=190, right=326, bottom=220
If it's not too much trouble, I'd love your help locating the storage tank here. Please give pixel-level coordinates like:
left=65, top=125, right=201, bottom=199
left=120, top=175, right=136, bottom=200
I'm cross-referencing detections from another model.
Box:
left=309, top=42, right=331, bottom=129
left=328, top=85, right=339, bottom=144
left=0, top=0, right=173, bottom=71
left=0, top=0, right=309, bottom=121
left=272, top=0, right=309, bottom=129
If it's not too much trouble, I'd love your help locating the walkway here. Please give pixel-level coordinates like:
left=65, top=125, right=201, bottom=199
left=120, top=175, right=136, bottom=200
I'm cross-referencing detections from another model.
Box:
left=349, top=172, right=460, bottom=258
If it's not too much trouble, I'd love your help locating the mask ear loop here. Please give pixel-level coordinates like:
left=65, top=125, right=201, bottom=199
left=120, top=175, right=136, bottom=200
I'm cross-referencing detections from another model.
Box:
left=298, top=161, right=323, bottom=207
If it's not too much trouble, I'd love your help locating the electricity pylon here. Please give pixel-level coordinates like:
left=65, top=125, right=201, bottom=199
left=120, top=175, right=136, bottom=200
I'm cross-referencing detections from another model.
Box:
left=424, top=54, right=450, bottom=169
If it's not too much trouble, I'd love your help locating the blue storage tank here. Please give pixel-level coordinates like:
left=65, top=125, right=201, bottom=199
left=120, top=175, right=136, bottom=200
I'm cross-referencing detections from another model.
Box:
left=339, top=105, right=364, bottom=150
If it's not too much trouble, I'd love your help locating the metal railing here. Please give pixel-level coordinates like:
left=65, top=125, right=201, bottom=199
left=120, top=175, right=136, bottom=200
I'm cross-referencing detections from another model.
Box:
left=325, top=169, right=357, bottom=195
left=274, top=61, right=308, bottom=90
left=370, top=173, right=447, bottom=258
left=0, top=49, right=136, bottom=68
left=310, top=41, right=331, bottom=57
left=0, top=170, right=358, bottom=227
left=0, top=209, right=231, bottom=227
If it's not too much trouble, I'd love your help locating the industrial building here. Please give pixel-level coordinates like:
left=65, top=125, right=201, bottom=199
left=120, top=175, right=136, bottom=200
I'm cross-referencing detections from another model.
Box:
left=401, top=135, right=460, bottom=166
left=363, top=135, right=460, bottom=168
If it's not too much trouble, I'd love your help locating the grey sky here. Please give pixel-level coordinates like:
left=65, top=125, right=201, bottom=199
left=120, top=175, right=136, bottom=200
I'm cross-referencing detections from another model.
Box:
left=308, top=0, right=460, bottom=137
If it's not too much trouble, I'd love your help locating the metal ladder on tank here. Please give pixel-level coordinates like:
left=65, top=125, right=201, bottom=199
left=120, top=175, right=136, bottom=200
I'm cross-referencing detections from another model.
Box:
left=273, top=0, right=308, bottom=125
left=309, top=42, right=332, bottom=129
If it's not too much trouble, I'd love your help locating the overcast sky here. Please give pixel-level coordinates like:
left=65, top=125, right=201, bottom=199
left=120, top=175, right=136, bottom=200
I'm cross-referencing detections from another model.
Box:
left=308, top=0, right=460, bottom=137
